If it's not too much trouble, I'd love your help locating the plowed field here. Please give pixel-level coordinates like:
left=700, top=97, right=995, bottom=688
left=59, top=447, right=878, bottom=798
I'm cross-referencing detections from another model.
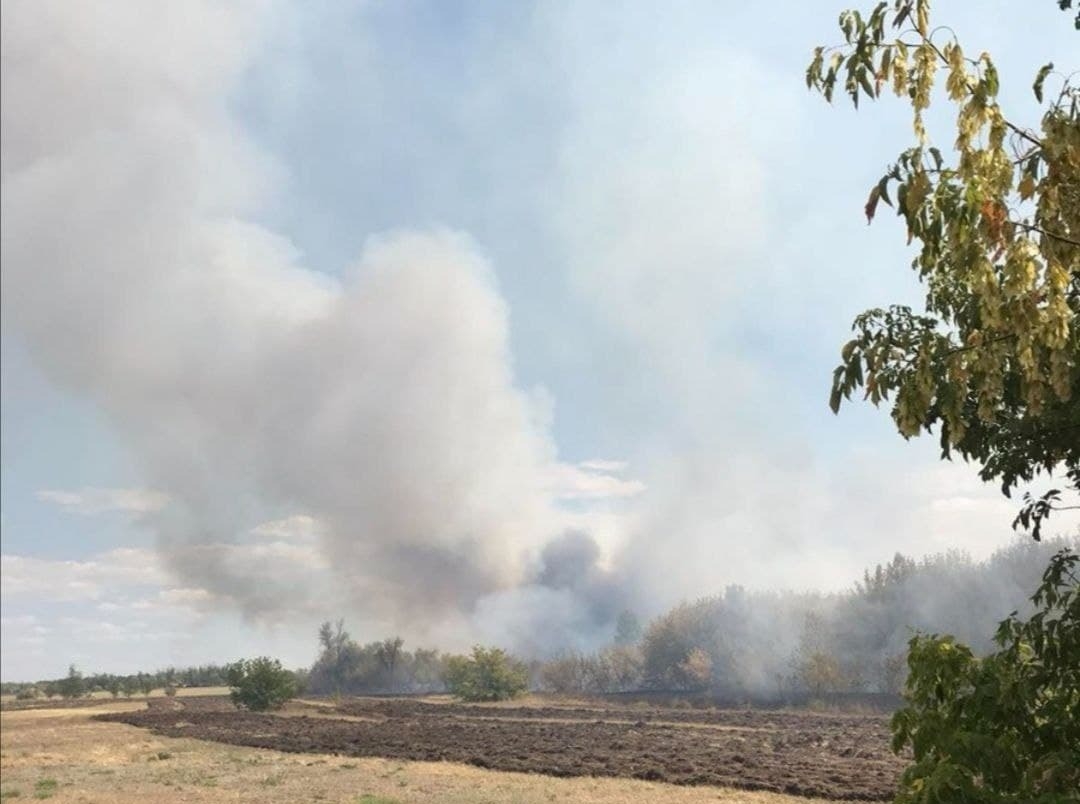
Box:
left=97, top=696, right=905, bottom=800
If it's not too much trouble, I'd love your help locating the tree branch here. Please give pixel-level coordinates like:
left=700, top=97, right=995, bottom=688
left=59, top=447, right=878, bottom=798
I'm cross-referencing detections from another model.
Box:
left=1004, top=121, right=1044, bottom=148
left=1014, top=221, right=1080, bottom=248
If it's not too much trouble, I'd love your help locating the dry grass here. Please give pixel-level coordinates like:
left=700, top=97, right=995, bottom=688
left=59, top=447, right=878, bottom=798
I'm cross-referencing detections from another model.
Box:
left=0, top=703, right=847, bottom=804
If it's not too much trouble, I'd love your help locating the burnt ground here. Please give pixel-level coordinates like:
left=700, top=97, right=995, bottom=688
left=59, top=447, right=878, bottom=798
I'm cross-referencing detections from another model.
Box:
left=97, top=695, right=905, bottom=801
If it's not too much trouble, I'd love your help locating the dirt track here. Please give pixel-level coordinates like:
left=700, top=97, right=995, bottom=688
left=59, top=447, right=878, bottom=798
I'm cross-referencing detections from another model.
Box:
left=97, top=696, right=904, bottom=800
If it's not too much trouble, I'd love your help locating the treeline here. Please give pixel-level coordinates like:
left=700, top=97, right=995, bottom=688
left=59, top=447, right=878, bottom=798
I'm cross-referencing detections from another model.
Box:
left=305, top=537, right=1074, bottom=702
left=535, top=536, right=1077, bottom=698
left=1, top=663, right=231, bottom=700
left=307, top=623, right=446, bottom=695
left=6, top=537, right=1071, bottom=705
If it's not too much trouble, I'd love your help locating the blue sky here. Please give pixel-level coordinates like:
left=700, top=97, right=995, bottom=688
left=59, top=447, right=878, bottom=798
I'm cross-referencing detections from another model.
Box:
left=2, top=1, right=1076, bottom=682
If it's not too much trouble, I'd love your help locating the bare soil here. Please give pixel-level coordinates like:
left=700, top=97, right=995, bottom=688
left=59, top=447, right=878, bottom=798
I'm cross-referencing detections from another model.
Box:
left=97, top=696, right=904, bottom=800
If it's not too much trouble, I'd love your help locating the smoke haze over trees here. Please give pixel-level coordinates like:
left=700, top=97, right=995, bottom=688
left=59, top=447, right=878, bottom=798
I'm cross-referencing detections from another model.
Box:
left=5, top=535, right=1072, bottom=702
left=310, top=536, right=1076, bottom=699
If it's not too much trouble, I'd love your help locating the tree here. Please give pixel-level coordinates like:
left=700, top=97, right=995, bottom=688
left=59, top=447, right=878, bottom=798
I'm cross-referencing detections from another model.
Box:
left=808, top=2, right=1079, bottom=799
left=105, top=675, right=122, bottom=699
left=807, top=0, right=1079, bottom=534
left=443, top=646, right=529, bottom=702
left=226, top=657, right=297, bottom=712
left=641, top=600, right=722, bottom=690
left=58, top=664, right=83, bottom=700
left=137, top=673, right=154, bottom=696
left=891, top=550, right=1079, bottom=801
left=316, top=619, right=351, bottom=697
left=375, top=636, right=404, bottom=691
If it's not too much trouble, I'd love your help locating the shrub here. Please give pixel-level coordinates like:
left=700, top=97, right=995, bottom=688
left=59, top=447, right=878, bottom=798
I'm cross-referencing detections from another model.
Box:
left=226, top=657, right=297, bottom=712
left=443, top=646, right=528, bottom=702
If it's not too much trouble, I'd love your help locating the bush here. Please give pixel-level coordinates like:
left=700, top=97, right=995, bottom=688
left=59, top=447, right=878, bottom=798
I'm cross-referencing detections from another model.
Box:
left=443, top=646, right=528, bottom=702
left=891, top=549, right=1079, bottom=802
left=226, top=657, right=297, bottom=712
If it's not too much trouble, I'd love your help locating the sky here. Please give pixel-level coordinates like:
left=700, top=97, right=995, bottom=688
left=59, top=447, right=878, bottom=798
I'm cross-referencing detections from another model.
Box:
left=2, top=1, right=1077, bottom=682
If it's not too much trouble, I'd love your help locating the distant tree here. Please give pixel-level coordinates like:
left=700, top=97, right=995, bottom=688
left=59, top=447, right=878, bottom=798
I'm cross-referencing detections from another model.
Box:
left=375, top=637, right=404, bottom=691
left=878, top=653, right=908, bottom=696
left=677, top=648, right=713, bottom=691
left=641, top=600, right=722, bottom=690
left=409, top=648, right=447, bottom=692
left=796, top=652, right=847, bottom=697
left=856, top=553, right=917, bottom=599
left=614, top=610, right=643, bottom=646
left=58, top=665, right=84, bottom=700
left=226, top=657, right=297, bottom=712
left=105, top=676, right=122, bottom=699
left=540, top=654, right=588, bottom=694
left=137, top=673, right=154, bottom=696
left=443, top=646, right=529, bottom=702
left=291, top=667, right=309, bottom=696
left=317, top=619, right=351, bottom=697
left=604, top=645, right=645, bottom=692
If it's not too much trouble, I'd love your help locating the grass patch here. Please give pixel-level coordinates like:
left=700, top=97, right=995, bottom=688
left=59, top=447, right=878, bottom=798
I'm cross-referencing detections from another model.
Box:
left=32, top=779, right=58, bottom=800
left=261, top=772, right=287, bottom=787
left=355, top=796, right=404, bottom=804
left=1, top=789, right=22, bottom=800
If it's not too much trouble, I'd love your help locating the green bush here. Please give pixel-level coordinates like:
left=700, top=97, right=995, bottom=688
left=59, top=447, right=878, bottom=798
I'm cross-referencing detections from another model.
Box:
left=443, top=646, right=528, bottom=702
left=226, top=657, right=297, bottom=712
left=891, top=549, right=1079, bottom=803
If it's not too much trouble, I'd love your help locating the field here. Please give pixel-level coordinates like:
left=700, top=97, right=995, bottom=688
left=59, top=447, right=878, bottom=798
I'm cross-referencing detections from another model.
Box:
left=1, top=693, right=905, bottom=803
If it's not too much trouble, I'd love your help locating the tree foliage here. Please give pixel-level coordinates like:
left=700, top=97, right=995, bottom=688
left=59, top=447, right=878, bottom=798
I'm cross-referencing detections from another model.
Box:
left=58, top=664, right=83, bottom=700
left=226, top=657, right=297, bottom=712
left=443, top=646, right=529, bottom=702
left=809, top=3, right=1079, bottom=801
left=807, top=0, right=1079, bottom=530
left=891, top=550, right=1079, bottom=802
left=308, top=623, right=445, bottom=695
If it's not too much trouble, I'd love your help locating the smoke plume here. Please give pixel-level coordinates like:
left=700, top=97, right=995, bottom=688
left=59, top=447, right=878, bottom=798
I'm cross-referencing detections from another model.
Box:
left=1, top=0, right=594, bottom=634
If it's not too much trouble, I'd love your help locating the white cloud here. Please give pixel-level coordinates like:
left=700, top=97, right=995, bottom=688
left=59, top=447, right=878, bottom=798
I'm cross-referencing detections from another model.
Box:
left=577, top=459, right=628, bottom=473
left=36, top=487, right=169, bottom=516
left=130, top=586, right=217, bottom=613
left=548, top=462, right=646, bottom=502
left=0, top=548, right=167, bottom=601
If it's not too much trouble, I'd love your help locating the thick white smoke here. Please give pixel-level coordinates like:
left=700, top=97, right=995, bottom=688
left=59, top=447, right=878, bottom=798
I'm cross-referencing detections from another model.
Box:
left=1, top=0, right=585, bottom=633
